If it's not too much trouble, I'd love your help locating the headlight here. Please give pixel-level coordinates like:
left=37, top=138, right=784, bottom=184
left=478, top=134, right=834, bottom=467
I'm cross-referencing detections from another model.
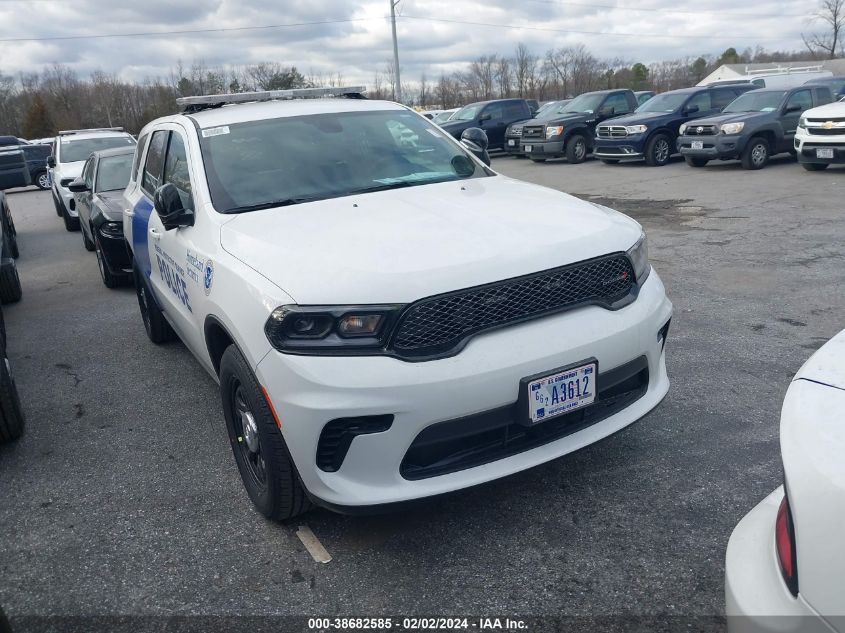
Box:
left=99, top=221, right=122, bottom=236
left=798, top=117, right=807, bottom=129
left=679, top=123, right=688, bottom=135
left=265, top=305, right=403, bottom=353
left=625, top=125, right=648, bottom=134
left=626, top=233, right=650, bottom=284
left=546, top=126, right=564, bottom=138
left=721, top=122, right=745, bottom=135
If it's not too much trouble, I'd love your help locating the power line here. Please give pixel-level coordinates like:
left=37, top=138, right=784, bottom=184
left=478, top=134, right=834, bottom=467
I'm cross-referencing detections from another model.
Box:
left=400, top=14, right=793, bottom=42
left=520, top=0, right=811, bottom=20
left=0, top=17, right=375, bottom=43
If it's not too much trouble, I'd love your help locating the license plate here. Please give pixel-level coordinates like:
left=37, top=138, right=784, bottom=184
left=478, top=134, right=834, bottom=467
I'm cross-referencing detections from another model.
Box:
left=691, top=141, right=704, bottom=150
left=508, top=139, right=516, bottom=147
left=524, top=145, right=532, bottom=152
left=522, top=360, right=597, bottom=426
left=816, top=148, right=834, bottom=158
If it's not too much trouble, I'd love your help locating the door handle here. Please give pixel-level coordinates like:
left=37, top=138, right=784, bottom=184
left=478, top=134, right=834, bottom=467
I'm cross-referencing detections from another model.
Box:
left=149, top=228, right=162, bottom=240
left=125, top=208, right=134, bottom=217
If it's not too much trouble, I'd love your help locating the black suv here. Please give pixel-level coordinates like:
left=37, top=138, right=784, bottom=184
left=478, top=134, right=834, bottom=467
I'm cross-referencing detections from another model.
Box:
left=0, top=137, right=30, bottom=191
left=439, top=99, right=536, bottom=150
left=677, top=85, right=833, bottom=169
left=520, top=89, right=638, bottom=163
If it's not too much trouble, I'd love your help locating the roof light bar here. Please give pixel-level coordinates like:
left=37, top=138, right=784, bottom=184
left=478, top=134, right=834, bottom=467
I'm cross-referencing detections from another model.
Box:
left=58, top=127, right=125, bottom=135
left=177, top=86, right=367, bottom=112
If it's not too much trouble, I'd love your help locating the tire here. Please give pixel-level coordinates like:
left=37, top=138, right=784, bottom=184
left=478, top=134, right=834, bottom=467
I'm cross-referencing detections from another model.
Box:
left=219, top=344, right=311, bottom=521
left=801, top=162, right=829, bottom=171
left=565, top=134, right=588, bottom=164
left=96, top=236, right=122, bottom=288
left=1, top=199, right=18, bottom=259
left=685, top=157, right=709, bottom=168
left=35, top=171, right=51, bottom=190
left=0, top=354, right=25, bottom=443
left=600, top=159, right=620, bottom=165
left=645, top=133, right=672, bottom=166
left=0, top=260, right=22, bottom=304
left=0, top=304, right=6, bottom=354
left=53, top=191, right=63, bottom=217
left=133, top=266, right=175, bottom=343
left=741, top=136, right=770, bottom=170
left=529, top=157, right=546, bottom=163
left=82, top=224, right=95, bottom=252
left=62, top=205, right=80, bottom=232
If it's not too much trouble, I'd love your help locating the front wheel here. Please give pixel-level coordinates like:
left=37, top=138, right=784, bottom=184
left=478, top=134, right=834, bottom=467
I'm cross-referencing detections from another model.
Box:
left=565, top=134, right=588, bottom=164
left=741, top=136, right=770, bottom=170
left=35, top=172, right=50, bottom=190
left=685, top=157, right=709, bottom=168
left=62, top=206, right=80, bottom=232
left=801, top=162, right=829, bottom=171
left=0, top=260, right=22, bottom=304
left=645, top=133, right=672, bottom=166
left=219, top=345, right=311, bottom=521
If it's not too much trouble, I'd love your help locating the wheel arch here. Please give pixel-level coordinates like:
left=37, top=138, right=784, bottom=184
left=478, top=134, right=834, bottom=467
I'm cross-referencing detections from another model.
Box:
left=204, top=315, right=239, bottom=377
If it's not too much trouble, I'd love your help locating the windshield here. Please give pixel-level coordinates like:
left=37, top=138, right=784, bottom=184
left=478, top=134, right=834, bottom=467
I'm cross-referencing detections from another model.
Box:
left=433, top=110, right=455, bottom=123
left=95, top=153, right=133, bottom=192
left=562, top=93, right=605, bottom=114
left=723, top=91, right=787, bottom=113
left=450, top=104, right=484, bottom=121
left=199, top=109, right=489, bottom=213
left=636, top=93, right=689, bottom=113
left=60, top=136, right=135, bottom=163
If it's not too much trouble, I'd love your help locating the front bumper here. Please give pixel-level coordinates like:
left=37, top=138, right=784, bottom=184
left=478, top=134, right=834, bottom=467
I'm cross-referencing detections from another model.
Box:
left=504, top=136, right=524, bottom=155
left=677, top=134, right=744, bottom=160
left=593, top=137, right=647, bottom=160
left=256, top=271, right=672, bottom=508
left=96, top=228, right=132, bottom=274
left=726, top=487, right=834, bottom=633
left=794, top=130, right=845, bottom=164
left=521, top=139, right=565, bottom=157
left=53, top=183, right=77, bottom=216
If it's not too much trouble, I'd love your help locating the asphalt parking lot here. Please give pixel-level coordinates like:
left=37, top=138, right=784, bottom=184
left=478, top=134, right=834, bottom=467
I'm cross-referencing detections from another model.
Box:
left=1, top=154, right=843, bottom=630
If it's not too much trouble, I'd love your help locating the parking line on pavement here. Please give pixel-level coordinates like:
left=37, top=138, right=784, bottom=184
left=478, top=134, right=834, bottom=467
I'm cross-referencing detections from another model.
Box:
left=297, top=525, right=332, bottom=563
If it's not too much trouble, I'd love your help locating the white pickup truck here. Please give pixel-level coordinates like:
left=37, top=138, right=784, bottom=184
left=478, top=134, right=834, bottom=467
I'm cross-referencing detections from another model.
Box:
left=794, top=99, right=845, bottom=170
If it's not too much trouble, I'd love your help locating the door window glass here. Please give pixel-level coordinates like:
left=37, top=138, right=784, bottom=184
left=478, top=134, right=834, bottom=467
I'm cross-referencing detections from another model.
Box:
left=162, top=132, right=194, bottom=211
left=142, top=130, right=168, bottom=195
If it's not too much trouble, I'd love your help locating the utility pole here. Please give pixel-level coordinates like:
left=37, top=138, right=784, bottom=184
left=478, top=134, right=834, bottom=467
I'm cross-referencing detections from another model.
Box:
left=390, top=0, right=402, bottom=103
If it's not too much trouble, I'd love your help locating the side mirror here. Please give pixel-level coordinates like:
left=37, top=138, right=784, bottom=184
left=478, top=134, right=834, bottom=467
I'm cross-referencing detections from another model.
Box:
left=47, top=156, right=55, bottom=168
left=154, top=183, right=194, bottom=230
left=460, top=127, right=490, bottom=166
left=598, top=106, right=614, bottom=118
left=783, top=104, right=802, bottom=114
left=67, top=178, right=89, bottom=193
left=60, top=177, right=75, bottom=187
left=478, top=113, right=492, bottom=123
left=684, top=105, right=700, bottom=115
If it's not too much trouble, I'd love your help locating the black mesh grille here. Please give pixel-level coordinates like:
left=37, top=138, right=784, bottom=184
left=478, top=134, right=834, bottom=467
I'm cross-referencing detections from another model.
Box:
left=522, top=125, right=545, bottom=139
left=685, top=125, right=718, bottom=136
left=390, top=254, right=635, bottom=359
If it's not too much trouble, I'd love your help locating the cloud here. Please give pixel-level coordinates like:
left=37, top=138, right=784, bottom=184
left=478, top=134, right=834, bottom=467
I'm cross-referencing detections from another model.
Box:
left=0, top=0, right=824, bottom=85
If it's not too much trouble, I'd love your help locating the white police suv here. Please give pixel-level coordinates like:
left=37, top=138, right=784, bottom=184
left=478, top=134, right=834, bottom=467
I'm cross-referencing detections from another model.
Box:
left=50, top=128, right=135, bottom=231
left=123, top=87, right=672, bottom=520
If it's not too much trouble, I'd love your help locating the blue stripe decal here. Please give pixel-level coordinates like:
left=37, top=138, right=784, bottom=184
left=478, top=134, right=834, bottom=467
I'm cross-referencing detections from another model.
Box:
left=132, top=196, right=154, bottom=279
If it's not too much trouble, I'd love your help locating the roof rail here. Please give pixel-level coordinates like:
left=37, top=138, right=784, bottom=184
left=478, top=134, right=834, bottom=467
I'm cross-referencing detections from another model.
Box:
left=176, top=86, right=367, bottom=113
left=744, top=64, right=824, bottom=76
left=58, top=127, right=125, bottom=135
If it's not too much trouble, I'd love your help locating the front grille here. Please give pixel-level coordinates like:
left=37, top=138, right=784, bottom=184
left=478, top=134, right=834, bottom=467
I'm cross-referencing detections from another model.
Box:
left=685, top=125, right=718, bottom=136
left=510, top=126, right=523, bottom=137
left=597, top=125, right=627, bottom=138
left=400, top=355, right=650, bottom=480
left=806, top=128, right=845, bottom=136
left=807, top=118, right=845, bottom=124
left=390, top=254, right=637, bottom=359
left=522, top=125, right=545, bottom=140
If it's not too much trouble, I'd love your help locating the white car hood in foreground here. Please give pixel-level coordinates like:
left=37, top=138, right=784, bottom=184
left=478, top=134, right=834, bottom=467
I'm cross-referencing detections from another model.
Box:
left=780, top=328, right=845, bottom=617
left=801, top=101, right=845, bottom=120
left=220, top=176, right=642, bottom=304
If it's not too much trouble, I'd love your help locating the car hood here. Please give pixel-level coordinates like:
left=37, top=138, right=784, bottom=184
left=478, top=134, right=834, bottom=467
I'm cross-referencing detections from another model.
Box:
left=526, top=113, right=588, bottom=126
left=793, top=328, right=845, bottom=390
left=780, top=328, right=845, bottom=616
left=685, top=111, right=773, bottom=127
left=801, top=101, right=845, bottom=119
left=439, top=120, right=472, bottom=134
left=220, top=176, right=642, bottom=305
left=55, top=161, right=84, bottom=181
left=95, top=191, right=125, bottom=220
left=599, top=111, right=674, bottom=126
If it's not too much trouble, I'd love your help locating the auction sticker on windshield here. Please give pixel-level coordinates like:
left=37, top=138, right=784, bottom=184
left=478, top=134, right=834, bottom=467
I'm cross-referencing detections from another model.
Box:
left=523, top=360, right=597, bottom=425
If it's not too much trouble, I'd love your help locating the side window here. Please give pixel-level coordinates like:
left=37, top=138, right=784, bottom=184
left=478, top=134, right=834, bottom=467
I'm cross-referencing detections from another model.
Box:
left=142, top=130, right=168, bottom=195
left=483, top=102, right=505, bottom=120
left=785, top=89, right=813, bottom=113
left=685, top=92, right=712, bottom=113
left=132, top=133, right=148, bottom=183
left=162, top=132, right=194, bottom=212
left=711, top=89, right=737, bottom=110
left=816, top=87, right=833, bottom=104
left=603, top=93, right=631, bottom=115
left=503, top=103, right=526, bottom=120
left=82, top=158, right=95, bottom=189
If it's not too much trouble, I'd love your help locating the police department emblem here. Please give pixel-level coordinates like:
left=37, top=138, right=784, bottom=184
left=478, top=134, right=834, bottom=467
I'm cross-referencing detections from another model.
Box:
left=203, top=260, right=214, bottom=295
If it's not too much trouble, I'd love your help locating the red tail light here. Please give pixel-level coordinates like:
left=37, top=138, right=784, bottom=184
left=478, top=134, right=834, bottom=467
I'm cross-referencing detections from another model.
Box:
left=775, top=495, right=799, bottom=596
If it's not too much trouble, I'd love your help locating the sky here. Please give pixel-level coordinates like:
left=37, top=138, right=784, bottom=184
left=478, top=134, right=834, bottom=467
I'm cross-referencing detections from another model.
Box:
left=0, top=0, right=827, bottom=85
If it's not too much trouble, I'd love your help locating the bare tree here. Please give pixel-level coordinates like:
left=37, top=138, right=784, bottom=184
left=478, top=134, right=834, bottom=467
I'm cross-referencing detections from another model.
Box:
left=803, top=0, right=845, bottom=59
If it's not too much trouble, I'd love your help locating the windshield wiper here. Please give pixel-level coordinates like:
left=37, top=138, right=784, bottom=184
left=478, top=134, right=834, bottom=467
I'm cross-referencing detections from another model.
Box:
left=224, top=196, right=324, bottom=213
left=344, top=181, right=416, bottom=195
